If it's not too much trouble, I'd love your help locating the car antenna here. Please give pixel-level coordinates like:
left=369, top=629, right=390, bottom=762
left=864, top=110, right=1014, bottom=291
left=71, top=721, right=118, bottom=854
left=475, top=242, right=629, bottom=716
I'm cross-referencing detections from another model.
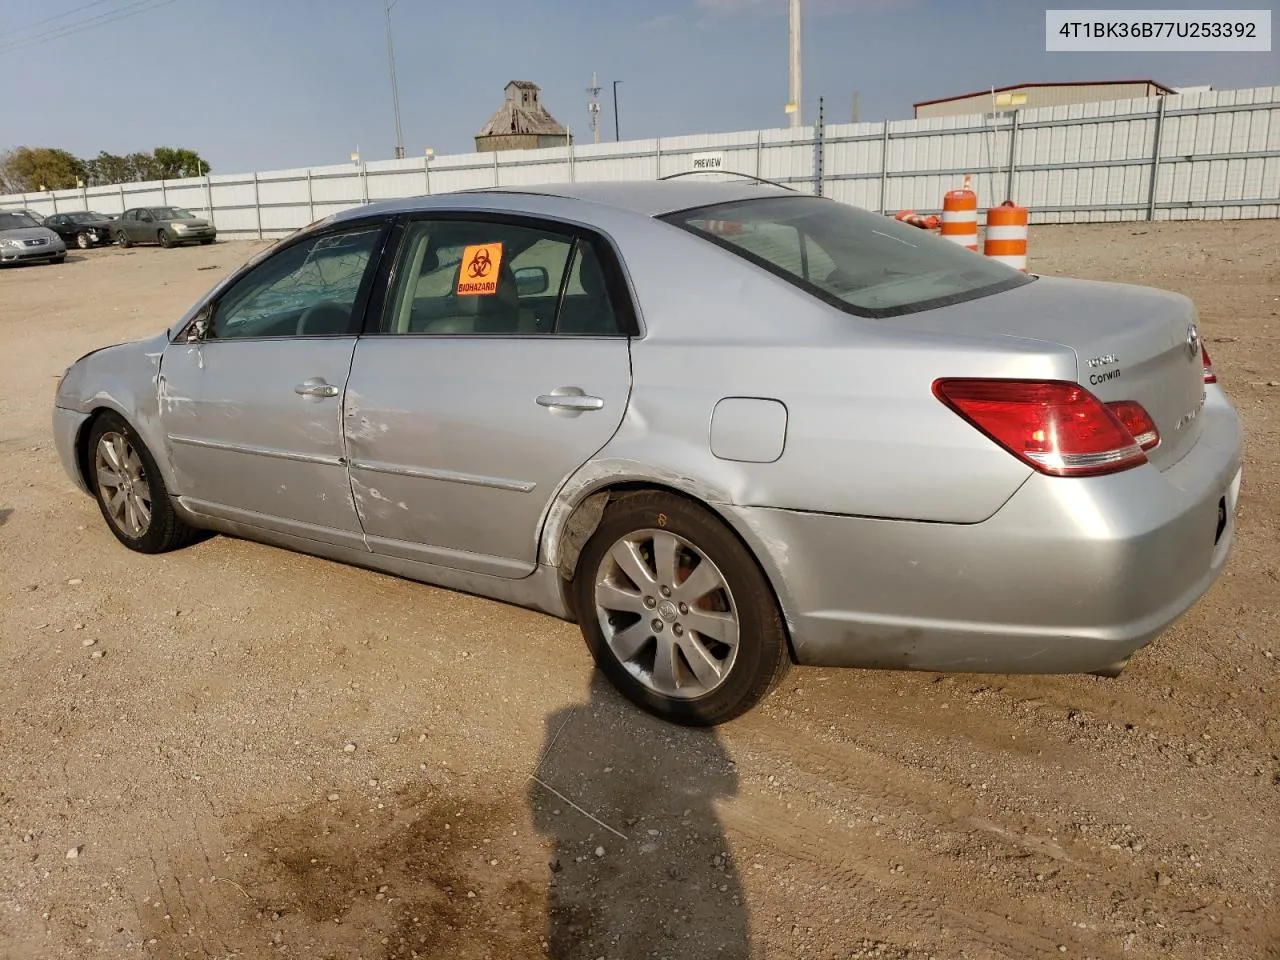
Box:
left=657, top=170, right=798, bottom=192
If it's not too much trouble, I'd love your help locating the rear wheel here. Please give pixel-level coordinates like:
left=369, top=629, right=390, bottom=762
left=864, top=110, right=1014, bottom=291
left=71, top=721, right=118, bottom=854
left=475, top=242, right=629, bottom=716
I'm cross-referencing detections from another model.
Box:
left=158, top=230, right=173, bottom=248
left=75, top=231, right=93, bottom=250
left=573, top=492, right=790, bottom=726
left=117, top=231, right=131, bottom=249
left=87, top=412, right=198, bottom=554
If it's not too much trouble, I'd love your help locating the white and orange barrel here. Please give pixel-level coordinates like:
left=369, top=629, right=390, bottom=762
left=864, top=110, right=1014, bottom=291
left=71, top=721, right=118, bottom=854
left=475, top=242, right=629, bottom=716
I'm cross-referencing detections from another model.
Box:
left=894, top=210, right=941, bottom=230
left=701, top=219, right=743, bottom=236
left=940, top=176, right=978, bottom=250
left=983, top=200, right=1029, bottom=271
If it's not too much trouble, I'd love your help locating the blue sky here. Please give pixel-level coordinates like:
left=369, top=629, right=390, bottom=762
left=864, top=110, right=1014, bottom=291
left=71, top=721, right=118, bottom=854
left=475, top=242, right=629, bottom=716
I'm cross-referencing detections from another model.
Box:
left=1, top=0, right=1275, bottom=173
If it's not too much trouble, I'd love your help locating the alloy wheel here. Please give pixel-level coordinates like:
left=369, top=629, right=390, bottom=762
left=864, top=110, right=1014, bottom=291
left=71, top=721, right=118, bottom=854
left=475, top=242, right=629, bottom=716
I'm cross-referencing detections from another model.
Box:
left=94, top=431, right=153, bottom=538
left=593, top=528, right=740, bottom=699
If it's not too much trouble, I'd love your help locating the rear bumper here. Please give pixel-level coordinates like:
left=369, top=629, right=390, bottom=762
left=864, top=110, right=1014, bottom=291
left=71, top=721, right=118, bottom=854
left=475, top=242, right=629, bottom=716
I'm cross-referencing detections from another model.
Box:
left=723, top=387, right=1243, bottom=674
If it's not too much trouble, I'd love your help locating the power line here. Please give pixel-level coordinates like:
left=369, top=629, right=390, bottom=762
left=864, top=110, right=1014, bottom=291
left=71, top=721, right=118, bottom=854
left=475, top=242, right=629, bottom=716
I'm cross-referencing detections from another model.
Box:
left=0, top=0, right=173, bottom=51
left=0, top=0, right=181, bottom=54
left=0, top=0, right=118, bottom=38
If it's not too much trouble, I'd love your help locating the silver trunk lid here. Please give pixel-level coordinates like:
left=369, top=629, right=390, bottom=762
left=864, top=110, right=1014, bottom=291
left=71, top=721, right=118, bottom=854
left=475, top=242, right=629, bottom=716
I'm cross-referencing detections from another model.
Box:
left=891, top=275, right=1207, bottom=470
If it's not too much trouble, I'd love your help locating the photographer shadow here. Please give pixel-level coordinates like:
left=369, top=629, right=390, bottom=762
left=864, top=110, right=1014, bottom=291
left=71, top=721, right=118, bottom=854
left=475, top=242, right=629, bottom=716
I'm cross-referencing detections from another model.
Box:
left=530, top=672, right=750, bottom=959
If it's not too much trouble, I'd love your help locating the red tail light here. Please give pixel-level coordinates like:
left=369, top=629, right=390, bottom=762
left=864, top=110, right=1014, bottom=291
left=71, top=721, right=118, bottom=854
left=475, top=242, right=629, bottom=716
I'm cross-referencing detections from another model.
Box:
left=1106, top=400, right=1160, bottom=451
left=933, top=379, right=1148, bottom=478
left=1201, top=343, right=1217, bottom=384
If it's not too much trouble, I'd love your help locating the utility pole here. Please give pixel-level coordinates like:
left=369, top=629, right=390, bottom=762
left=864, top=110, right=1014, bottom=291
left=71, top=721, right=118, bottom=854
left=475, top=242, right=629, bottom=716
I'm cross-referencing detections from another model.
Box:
left=613, top=80, right=622, bottom=141
left=852, top=90, right=861, bottom=123
left=787, top=0, right=802, bottom=128
left=384, top=0, right=406, bottom=159
left=587, top=71, right=602, bottom=144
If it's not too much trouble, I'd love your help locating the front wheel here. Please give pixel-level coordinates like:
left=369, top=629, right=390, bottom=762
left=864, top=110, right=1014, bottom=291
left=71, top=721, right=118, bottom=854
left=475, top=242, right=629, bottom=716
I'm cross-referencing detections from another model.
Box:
left=87, top=412, right=198, bottom=554
left=573, top=492, right=790, bottom=726
left=199, top=238, right=214, bottom=245
left=158, top=230, right=173, bottom=248
left=75, top=231, right=93, bottom=250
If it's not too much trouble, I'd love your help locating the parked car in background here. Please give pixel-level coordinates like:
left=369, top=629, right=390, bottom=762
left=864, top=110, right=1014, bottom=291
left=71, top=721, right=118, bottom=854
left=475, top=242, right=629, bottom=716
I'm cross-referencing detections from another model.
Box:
left=51, top=181, right=1242, bottom=726
left=44, top=211, right=117, bottom=249
left=0, top=210, right=67, bottom=265
left=12, top=208, right=47, bottom=225
left=114, top=207, right=216, bottom=248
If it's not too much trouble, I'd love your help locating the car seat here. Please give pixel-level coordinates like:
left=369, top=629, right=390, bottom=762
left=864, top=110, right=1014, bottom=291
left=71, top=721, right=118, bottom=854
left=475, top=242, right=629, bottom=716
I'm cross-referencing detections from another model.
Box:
left=452, top=257, right=521, bottom=334
left=558, top=244, right=617, bottom=335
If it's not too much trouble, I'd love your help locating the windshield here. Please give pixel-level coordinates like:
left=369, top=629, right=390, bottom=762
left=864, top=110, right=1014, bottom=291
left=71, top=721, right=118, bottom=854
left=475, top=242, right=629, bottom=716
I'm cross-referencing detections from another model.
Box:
left=153, top=207, right=195, bottom=219
left=663, top=195, right=1032, bottom=317
left=0, top=212, right=38, bottom=230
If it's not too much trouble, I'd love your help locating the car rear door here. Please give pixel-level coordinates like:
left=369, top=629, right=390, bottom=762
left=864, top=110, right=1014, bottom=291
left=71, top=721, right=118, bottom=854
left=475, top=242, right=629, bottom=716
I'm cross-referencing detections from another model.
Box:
left=160, top=219, right=392, bottom=546
left=344, top=215, right=634, bottom=578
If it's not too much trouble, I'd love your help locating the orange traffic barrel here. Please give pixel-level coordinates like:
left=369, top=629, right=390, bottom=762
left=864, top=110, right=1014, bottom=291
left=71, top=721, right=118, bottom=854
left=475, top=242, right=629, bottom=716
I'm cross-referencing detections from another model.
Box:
left=894, top=210, right=941, bottom=230
left=941, top=176, right=978, bottom=250
left=983, top=200, right=1029, bottom=271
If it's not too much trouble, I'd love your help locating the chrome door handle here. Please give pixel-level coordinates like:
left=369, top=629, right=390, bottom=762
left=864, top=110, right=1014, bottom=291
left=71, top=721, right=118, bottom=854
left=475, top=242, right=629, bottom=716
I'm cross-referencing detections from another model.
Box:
left=537, top=393, right=604, bottom=411
left=295, top=378, right=340, bottom=399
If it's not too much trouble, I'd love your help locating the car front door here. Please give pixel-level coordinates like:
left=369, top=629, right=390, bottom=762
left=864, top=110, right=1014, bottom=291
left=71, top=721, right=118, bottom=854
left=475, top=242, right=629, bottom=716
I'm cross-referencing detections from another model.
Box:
left=135, top=209, right=157, bottom=243
left=344, top=215, right=634, bottom=578
left=160, top=219, right=391, bottom=547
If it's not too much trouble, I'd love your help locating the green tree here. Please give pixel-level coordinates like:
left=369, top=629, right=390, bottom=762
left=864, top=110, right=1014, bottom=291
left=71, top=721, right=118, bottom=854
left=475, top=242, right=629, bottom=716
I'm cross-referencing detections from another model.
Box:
left=2, top=145, right=212, bottom=193
left=126, top=152, right=160, bottom=181
left=0, top=146, right=86, bottom=192
left=151, top=146, right=211, bottom=179
left=84, top=151, right=135, bottom=186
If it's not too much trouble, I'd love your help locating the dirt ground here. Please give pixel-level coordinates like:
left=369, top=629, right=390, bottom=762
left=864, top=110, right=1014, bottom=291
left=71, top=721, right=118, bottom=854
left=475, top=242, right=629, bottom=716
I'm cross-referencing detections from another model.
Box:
left=1, top=220, right=1277, bottom=960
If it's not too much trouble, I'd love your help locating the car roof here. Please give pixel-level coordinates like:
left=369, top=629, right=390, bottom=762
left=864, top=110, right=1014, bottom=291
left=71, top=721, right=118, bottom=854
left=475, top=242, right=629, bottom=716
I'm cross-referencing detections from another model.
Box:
left=342, top=179, right=798, bottom=224
left=469, top=180, right=795, bottom=217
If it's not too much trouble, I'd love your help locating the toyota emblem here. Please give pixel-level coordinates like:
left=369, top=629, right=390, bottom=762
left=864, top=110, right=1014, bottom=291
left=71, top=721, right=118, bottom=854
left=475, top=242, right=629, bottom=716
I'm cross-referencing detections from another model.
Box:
left=1186, top=322, right=1200, bottom=359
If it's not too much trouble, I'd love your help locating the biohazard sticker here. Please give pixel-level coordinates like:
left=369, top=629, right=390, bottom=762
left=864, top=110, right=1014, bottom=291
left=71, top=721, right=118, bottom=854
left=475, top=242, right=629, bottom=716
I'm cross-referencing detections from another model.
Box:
left=456, top=243, right=504, bottom=296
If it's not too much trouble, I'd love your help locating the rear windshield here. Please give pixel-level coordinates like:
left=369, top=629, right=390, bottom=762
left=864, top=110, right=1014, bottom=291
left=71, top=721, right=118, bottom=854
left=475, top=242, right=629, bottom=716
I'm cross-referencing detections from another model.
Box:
left=663, top=195, right=1032, bottom=318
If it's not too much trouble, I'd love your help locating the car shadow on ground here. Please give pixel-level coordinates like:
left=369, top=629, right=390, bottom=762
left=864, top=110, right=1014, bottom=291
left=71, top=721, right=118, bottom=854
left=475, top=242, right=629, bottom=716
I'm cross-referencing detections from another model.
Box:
left=208, top=671, right=749, bottom=959
left=530, top=672, right=749, bottom=959
left=0, top=507, right=11, bottom=527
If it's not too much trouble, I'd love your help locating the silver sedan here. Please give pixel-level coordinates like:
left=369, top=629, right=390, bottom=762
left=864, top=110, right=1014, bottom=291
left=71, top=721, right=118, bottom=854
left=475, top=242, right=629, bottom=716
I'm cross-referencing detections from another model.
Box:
left=51, top=181, right=1243, bottom=725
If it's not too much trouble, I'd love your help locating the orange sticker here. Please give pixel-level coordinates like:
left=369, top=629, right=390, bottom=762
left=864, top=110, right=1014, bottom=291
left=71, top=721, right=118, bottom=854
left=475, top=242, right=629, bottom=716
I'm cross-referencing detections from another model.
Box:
left=456, top=243, right=504, bottom=296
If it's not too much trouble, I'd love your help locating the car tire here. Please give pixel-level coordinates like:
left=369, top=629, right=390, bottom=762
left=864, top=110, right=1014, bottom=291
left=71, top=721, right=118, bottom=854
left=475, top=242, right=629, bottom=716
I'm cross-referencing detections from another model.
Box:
left=158, top=230, right=173, bottom=249
left=200, top=238, right=214, bottom=245
left=117, top=232, right=131, bottom=249
left=86, top=412, right=199, bottom=554
left=75, top=232, right=92, bottom=250
left=573, top=491, right=791, bottom=726
left=52, top=254, right=66, bottom=264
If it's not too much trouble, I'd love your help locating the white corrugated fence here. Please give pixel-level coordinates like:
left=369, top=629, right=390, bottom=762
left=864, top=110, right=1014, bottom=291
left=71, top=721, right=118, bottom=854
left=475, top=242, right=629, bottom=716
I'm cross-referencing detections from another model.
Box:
left=3, top=85, right=1277, bottom=237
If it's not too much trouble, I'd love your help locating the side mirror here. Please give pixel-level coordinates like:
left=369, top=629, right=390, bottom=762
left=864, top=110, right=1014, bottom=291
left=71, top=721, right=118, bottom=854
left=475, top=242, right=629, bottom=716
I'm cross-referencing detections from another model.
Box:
left=186, top=317, right=209, bottom=343
left=513, top=265, right=550, bottom=297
